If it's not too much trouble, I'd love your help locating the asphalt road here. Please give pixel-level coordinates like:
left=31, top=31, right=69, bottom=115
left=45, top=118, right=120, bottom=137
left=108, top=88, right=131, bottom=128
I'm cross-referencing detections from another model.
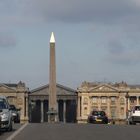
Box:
left=0, top=123, right=22, bottom=140
left=12, top=123, right=140, bottom=140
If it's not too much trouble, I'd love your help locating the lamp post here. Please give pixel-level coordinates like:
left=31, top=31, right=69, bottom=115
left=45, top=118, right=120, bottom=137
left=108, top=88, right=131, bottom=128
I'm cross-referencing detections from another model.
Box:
left=125, top=92, right=129, bottom=124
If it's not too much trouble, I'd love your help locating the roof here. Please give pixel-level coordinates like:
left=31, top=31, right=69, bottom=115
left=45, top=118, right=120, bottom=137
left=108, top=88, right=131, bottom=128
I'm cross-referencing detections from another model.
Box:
left=4, top=83, right=17, bottom=87
left=80, top=81, right=140, bottom=90
left=30, top=83, right=77, bottom=96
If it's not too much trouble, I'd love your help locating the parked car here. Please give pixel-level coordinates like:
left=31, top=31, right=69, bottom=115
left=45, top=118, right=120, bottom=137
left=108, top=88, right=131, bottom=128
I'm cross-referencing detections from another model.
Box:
left=9, top=104, right=20, bottom=123
left=88, top=111, right=108, bottom=124
left=0, top=96, right=13, bottom=131
left=0, top=116, right=1, bottom=134
left=128, top=105, right=140, bottom=125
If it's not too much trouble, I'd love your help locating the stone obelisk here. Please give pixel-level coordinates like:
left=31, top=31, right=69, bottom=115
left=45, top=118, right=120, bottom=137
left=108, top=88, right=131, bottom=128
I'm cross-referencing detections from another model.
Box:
left=48, top=32, right=58, bottom=122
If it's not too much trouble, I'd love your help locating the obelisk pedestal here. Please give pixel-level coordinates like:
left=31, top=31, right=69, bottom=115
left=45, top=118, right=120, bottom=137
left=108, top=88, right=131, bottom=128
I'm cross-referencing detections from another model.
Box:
left=47, top=32, right=58, bottom=123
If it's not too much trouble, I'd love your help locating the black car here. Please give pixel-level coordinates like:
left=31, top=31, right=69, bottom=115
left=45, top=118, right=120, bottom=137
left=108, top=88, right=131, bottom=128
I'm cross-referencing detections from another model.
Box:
left=9, top=105, right=20, bottom=123
left=88, top=111, right=108, bottom=124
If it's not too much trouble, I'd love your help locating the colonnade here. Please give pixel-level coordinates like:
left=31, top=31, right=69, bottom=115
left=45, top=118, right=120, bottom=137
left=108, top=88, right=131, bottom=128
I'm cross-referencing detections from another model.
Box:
left=30, top=99, right=69, bottom=123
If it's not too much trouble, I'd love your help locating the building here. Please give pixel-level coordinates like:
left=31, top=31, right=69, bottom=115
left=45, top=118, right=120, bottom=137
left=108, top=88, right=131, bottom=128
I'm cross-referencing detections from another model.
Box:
left=29, top=83, right=77, bottom=123
left=77, top=81, right=140, bottom=124
left=0, top=81, right=29, bottom=123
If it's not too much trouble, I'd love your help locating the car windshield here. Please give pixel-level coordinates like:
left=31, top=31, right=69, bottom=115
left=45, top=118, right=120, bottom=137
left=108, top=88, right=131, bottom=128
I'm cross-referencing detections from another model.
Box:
left=92, top=111, right=105, bottom=116
left=134, top=106, right=140, bottom=111
left=0, top=98, right=8, bottom=109
left=10, top=105, right=16, bottom=111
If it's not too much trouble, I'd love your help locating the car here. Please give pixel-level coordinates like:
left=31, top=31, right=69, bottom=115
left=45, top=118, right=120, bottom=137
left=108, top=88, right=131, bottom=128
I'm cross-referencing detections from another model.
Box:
left=9, top=104, right=20, bottom=123
left=128, top=105, right=140, bottom=125
left=0, top=116, right=1, bottom=134
left=0, top=96, right=13, bottom=131
left=88, top=111, right=108, bottom=124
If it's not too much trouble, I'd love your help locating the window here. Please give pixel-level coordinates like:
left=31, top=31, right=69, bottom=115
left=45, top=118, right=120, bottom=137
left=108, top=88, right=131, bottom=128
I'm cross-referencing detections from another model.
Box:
left=111, top=97, right=116, bottom=104
left=130, top=97, right=136, bottom=104
left=101, top=97, right=107, bottom=104
left=111, top=107, right=116, bottom=118
left=92, top=97, right=97, bottom=103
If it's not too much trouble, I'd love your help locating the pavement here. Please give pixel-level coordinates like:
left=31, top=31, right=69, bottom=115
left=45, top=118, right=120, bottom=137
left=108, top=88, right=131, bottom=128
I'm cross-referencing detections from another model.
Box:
left=9, top=123, right=140, bottom=140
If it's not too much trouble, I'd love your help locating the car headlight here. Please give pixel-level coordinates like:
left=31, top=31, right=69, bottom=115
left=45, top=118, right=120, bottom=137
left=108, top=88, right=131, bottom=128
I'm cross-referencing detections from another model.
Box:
left=1, top=112, right=9, bottom=120
left=12, top=112, right=17, bottom=116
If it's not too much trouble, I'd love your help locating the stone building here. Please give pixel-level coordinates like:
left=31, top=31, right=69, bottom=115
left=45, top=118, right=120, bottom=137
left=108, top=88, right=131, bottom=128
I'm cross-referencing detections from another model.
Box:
left=77, top=81, right=140, bottom=124
left=0, top=81, right=29, bottom=123
left=29, top=83, right=77, bottom=123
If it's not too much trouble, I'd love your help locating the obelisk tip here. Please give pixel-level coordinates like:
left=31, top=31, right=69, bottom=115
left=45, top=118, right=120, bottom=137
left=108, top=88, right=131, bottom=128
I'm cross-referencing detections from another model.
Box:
left=50, top=32, right=55, bottom=43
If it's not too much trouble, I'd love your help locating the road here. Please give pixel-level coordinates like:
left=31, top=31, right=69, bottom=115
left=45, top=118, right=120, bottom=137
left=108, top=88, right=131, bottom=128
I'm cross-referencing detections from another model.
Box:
left=0, top=123, right=22, bottom=140
left=10, top=123, right=140, bottom=140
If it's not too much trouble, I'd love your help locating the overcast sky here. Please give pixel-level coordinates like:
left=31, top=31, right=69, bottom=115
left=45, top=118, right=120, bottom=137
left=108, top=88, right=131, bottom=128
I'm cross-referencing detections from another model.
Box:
left=0, top=0, right=140, bottom=89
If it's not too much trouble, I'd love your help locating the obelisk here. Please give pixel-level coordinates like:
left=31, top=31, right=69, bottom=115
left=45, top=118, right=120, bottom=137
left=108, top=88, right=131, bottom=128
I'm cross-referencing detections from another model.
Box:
left=48, top=32, right=58, bottom=122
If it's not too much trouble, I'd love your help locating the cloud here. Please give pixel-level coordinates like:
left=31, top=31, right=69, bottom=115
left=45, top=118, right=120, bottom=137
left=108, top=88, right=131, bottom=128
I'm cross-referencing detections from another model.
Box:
left=106, top=39, right=140, bottom=65
left=1, top=0, right=140, bottom=25
left=108, top=51, right=140, bottom=65
left=0, top=33, right=17, bottom=47
left=32, top=0, right=140, bottom=23
left=0, top=0, right=44, bottom=28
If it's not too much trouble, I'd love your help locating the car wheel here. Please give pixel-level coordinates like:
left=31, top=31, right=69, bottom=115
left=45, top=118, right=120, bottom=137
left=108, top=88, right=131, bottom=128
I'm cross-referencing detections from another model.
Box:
left=129, top=121, right=132, bottom=125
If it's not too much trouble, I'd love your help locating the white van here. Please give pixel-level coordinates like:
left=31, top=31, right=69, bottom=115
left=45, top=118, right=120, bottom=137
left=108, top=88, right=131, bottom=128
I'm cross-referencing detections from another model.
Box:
left=128, top=105, right=140, bottom=125
left=0, top=96, right=13, bottom=131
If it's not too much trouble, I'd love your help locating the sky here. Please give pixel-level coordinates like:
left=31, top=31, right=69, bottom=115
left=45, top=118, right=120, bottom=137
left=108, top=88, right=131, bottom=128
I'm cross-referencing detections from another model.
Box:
left=0, top=0, right=140, bottom=90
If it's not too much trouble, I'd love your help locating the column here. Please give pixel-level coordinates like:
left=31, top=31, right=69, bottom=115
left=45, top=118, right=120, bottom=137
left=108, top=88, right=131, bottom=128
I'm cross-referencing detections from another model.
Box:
left=26, top=95, right=29, bottom=121
left=57, top=100, right=59, bottom=122
left=128, top=97, right=130, bottom=110
left=41, top=100, right=44, bottom=123
left=63, top=100, right=66, bottom=123
left=116, top=97, right=119, bottom=119
left=98, top=97, right=101, bottom=111
left=77, top=96, right=81, bottom=119
left=125, top=97, right=127, bottom=119
left=137, top=96, right=139, bottom=105
left=107, top=97, right=110, bottom=118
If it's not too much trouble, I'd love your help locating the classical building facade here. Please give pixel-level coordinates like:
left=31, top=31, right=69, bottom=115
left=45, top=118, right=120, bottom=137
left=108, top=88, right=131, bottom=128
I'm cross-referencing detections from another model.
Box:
left=0, top=81, right=29, bottom=123
left=29, top=84, right=77, bottom=123
left=77, top=81, right=140, bottom=124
